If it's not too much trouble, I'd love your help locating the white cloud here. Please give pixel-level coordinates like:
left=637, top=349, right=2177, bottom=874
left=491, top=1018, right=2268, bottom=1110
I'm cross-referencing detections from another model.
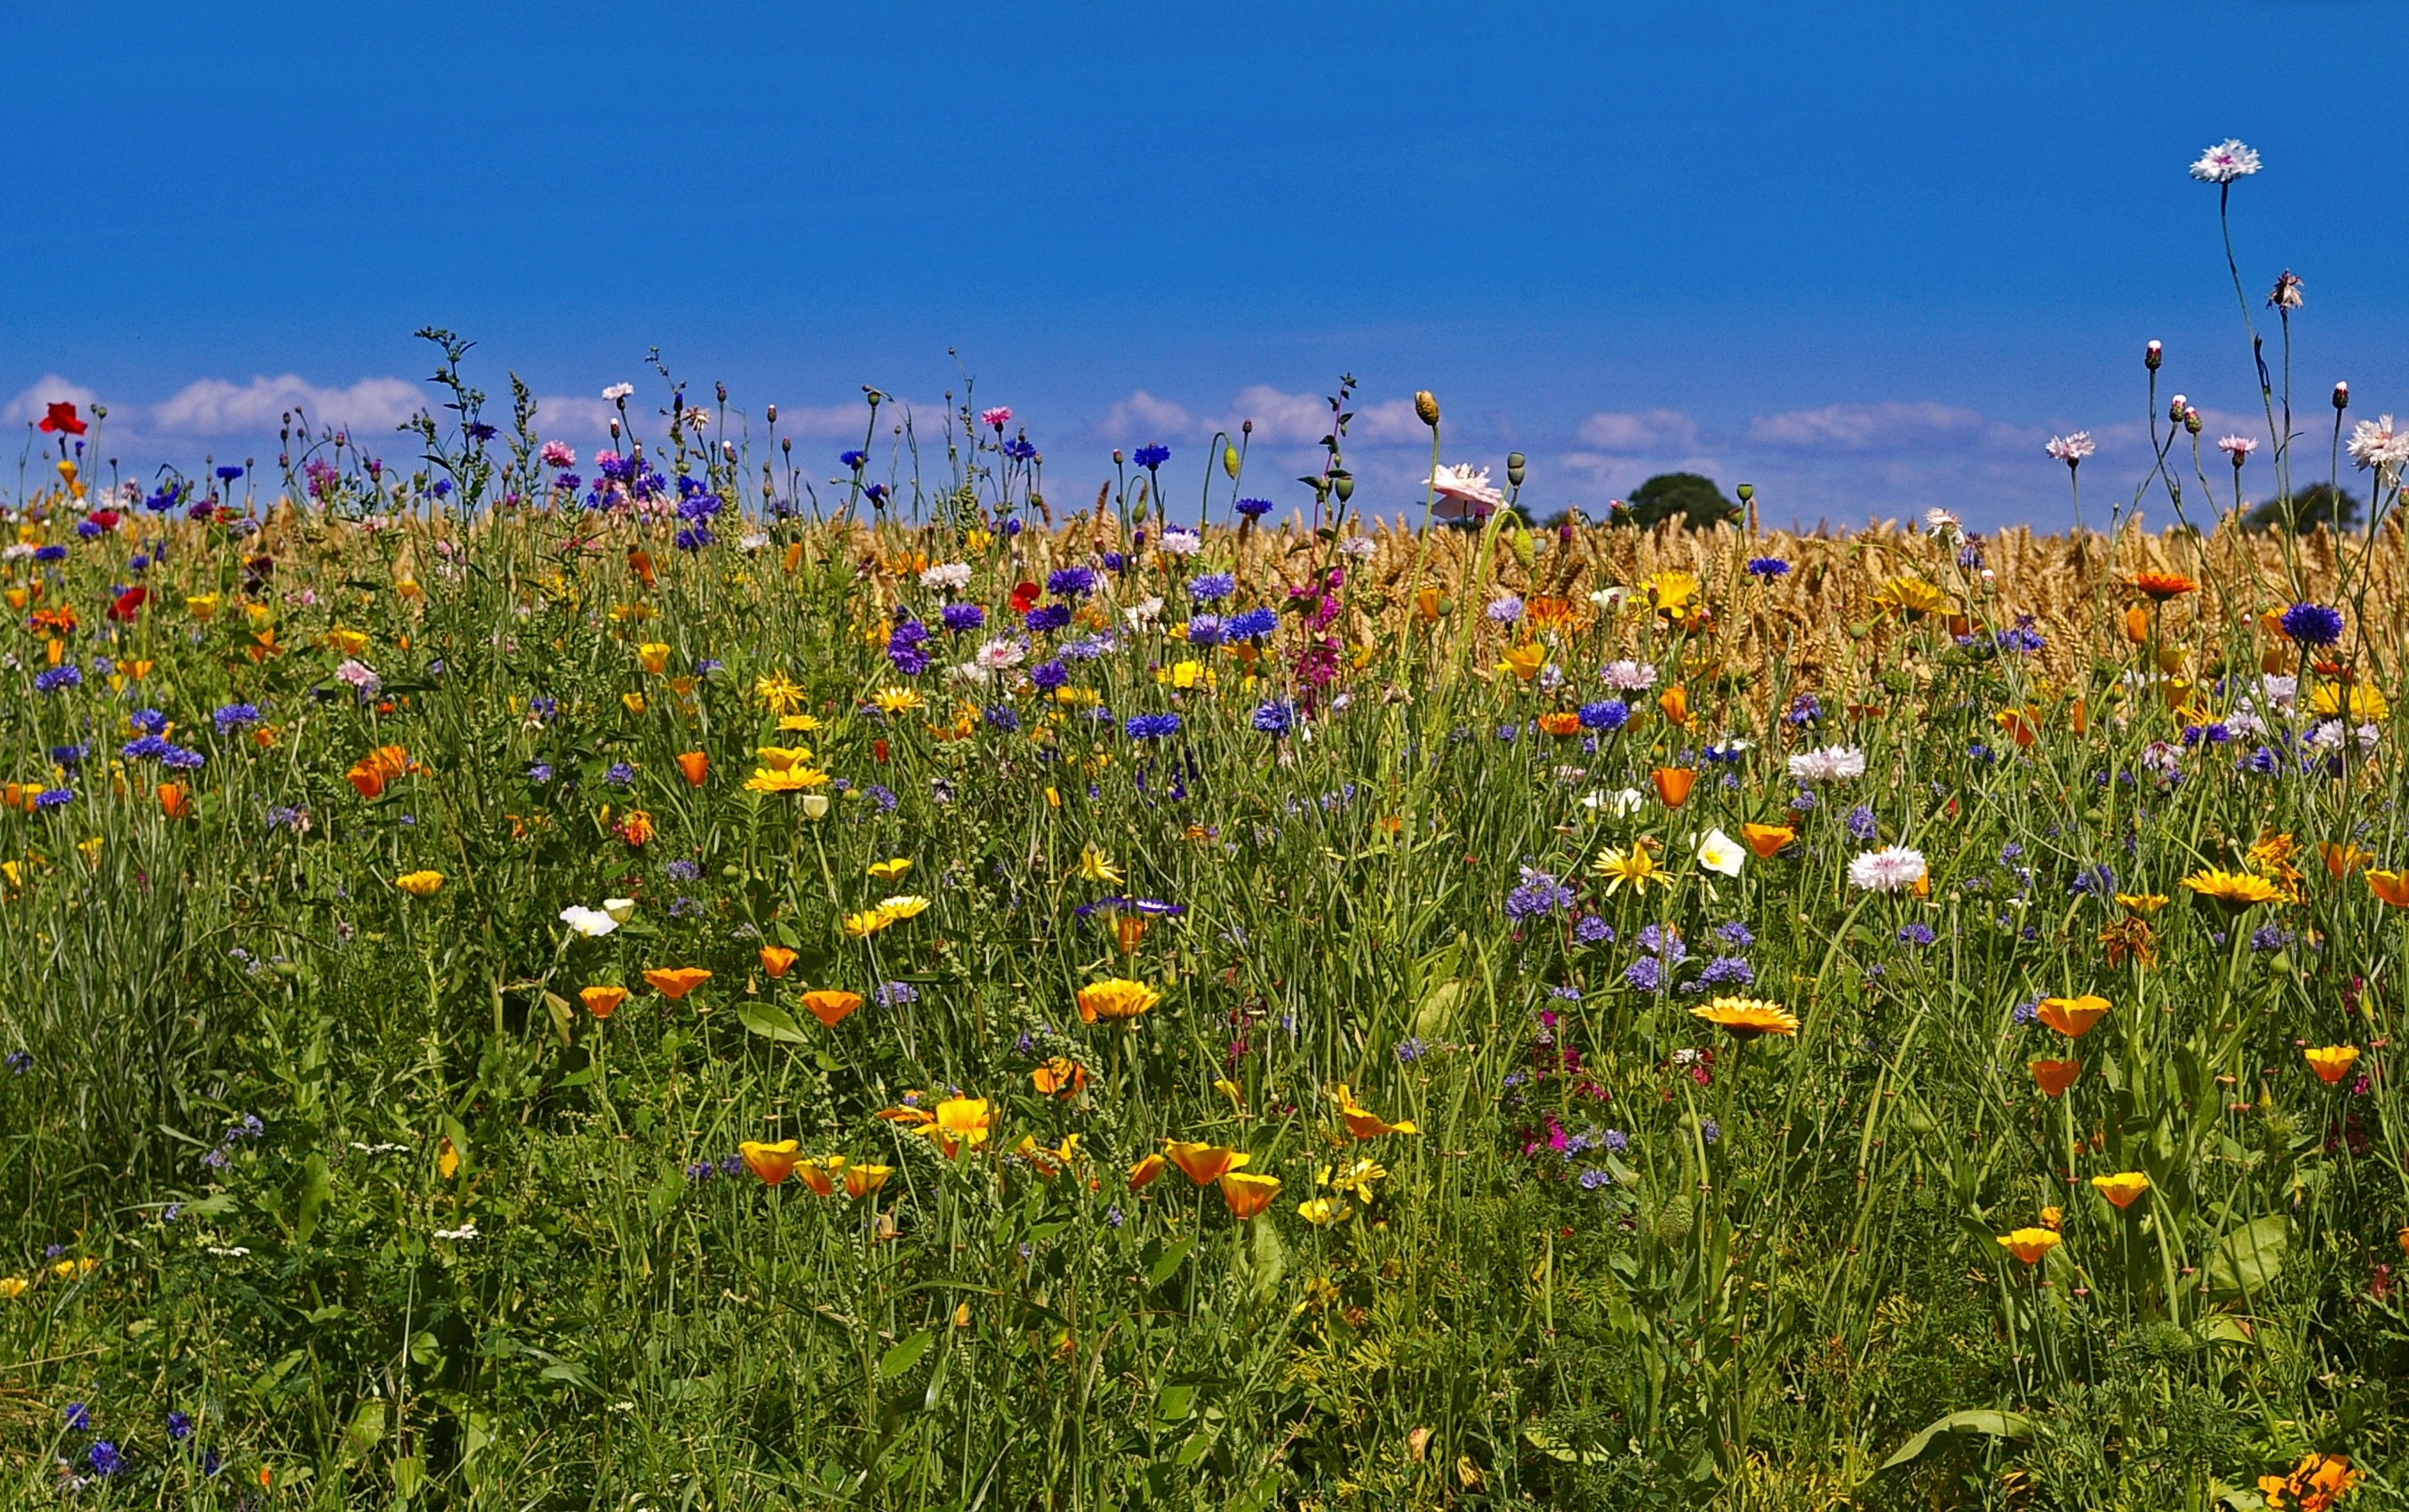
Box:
left=1745, top=400, right=1987, bottom=452
left=150, top=375, right=427, bottom=437
left=1218, top=384, right=1329, bottom=445
left=1099, top=389, right=1197, bottom=441
left=1575, top=408, right=1699, bottom=453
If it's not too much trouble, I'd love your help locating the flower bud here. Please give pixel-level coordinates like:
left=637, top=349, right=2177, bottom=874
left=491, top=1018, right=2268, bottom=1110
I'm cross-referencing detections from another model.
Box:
left=1223, top=444, right=1240, bottom=480
left=801, top=792, right=830, bottom=820
left=2334, top=381, right=2350, bottom=410
left=2183, top=406, right=2203, bottom=435
left=1506, top=451, right=1526, bottom=488
left=1241, top=418, right=1253, bottom=435
left=1414, top=390, right=1440, bottom=428
left=715, top=382, right=728, bottom=404
left=766, top=404, right=778, bottom=424
left=2146, top=340, right=2162, bottom=370
left=1334, top=472, right=1355, bottom=504
left=1113, top=449, right=1124, bottom=466
left=2168, top=395, right=2187, bottom=424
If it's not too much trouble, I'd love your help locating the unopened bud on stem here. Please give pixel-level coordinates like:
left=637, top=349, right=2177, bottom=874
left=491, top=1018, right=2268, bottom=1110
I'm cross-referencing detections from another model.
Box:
left=1414, top=390, right=1440, bottom=428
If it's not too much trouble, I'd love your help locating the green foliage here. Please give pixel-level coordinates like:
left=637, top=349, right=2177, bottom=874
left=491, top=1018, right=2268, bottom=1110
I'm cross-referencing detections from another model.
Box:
left=1618, top=473, right=1737, bottom=530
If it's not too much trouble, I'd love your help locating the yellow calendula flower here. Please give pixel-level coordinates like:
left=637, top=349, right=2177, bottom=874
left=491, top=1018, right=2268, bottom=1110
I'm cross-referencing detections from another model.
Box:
left=866, top=858, right=913, bottom=881
left=1319, top=1157, right=1387, bottom=1205
left=1642, top=570, right=1700, bottom=616
left=1689, top=997, right=1799, bottom=1041
left=1077, top=843, right=1124, bottom=885
left=1874, top=576, right=1949, bottom=618
left=745, top=766, right=830, bottom=793
left=395, top=870, right=444, bottom=897
left=2182, top=867, right=2285, bottom=912
left=0, top=1276, right=29, bottom=1299
left=1077, top=977, right=1161, bottom=1023
left=874, top=895, right=929, bottom=924
left=778, top=712, right=825, bottom=733
left=755, top=671, right=807, bottom=714
left=2309, top=680, right=2387, bottom=722
left=841, top=909, right=892, bottom=938
left=872, top=686, right=925, bottom=715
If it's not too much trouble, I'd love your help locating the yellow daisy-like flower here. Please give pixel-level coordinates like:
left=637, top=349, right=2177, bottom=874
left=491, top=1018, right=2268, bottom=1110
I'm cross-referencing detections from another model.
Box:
left=745, top=766, right=830, bottom=793
left=2182, top=867, right=2285, bottom=912
left=754, top=671, right=807, bottom=714
left=1297, top=1197, right=1352, bottom=1227
left=872, top=686, right=926, bottom=715
left=395, top=870, right=445, bottom=897
left=1873, top=576, right=1949, bottom=618
left=1077, top=977, right=1161, bottom=1023
left=1077, top=843, right=1124, bottom=885
left=1591, top=843, right=1667, bottom=895
left=1689, top=997, right=1799, bottom=1040
left=873, top=895, right=930, bottom=924
left=841, top=909, right=892, bottom=938
left=2113, top=893, right=2168, bottom=916
left=778, top=713, right=825, bottom=733
left=1319, top=1157, right=1388, bottom=1205
left=2309, top=680, right=2388, bottom=722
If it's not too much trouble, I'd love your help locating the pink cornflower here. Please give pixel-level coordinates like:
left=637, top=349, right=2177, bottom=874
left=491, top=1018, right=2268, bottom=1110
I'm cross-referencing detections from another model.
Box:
left=980, top=407, right=1012, bottom=431
left=539, top=441, right=577, bottom=468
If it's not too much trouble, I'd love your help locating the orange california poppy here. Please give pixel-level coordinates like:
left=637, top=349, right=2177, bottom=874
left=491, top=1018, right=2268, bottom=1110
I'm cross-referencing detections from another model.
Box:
left=1651, top=767, right=1696, bottom=808
left=1128, top=1153, right=1169, bottom=1190
left=644, top=967, right=712, bottom=999
left=801, top=989, right=863, bottom=1028
left=2035, top=995, right=2110, bottom=1039
left=1656, top=685, right=1690, bottom=728
left=2320, top=841, right=2373, bottom=879
left=758, top=945, right=799, bottom=979
left=580, top=985, right=629, bottom=1019
left=1163, top=1140, right=1248, bottom=1185
left=1218, top=1170, right=1282, bottom=1220
left=795, top=1156, right=844, bottom=1198
left=1032, top=1057, right=1088, bottom=1097
left=157, top=783, right=192, bottom=819
left=675, top=751, right=708, bottom=786
left=1996, top=1228, right=2062, bottom=1265
left=2303, top=1045, right=2360, bottom=1085
left=1330, top=1084, right=1421, bottom=1139
left=2366, top=870, right=2409, bottom=909
left=2030, top=1059, right=2082, bottom=1097
left=738, top=1139, right=801, bottom=1185
left=1740, top=822, right=1795, bottom=860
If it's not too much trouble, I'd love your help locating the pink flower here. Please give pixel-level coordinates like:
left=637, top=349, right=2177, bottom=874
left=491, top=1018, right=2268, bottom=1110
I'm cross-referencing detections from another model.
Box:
left=2045, top=433, right=2095, bottom=466
left=2218, top=435, right=2257, bottom=465
left=980, top=407, right=1012, bottom=431
left=539, top=441, right=577, bottom=468
left=2189, top=139, right=2261, bottom=184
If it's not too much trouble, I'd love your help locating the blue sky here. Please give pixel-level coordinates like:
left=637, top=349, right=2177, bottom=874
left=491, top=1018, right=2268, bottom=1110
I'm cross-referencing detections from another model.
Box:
left=4, top=0, right=2403, bottom=529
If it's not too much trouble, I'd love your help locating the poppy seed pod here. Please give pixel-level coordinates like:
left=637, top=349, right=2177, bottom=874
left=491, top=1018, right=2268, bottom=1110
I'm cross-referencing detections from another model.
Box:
left=1333, top=472, right=1354, bottom=504
left=1506, top=452, right=1526, bottom=488
left=1735, top=482, right=1754, bottom=503
left=1223, top=444, right=1240, bottom=480
left=1415, top=390, right=1440, bottom=428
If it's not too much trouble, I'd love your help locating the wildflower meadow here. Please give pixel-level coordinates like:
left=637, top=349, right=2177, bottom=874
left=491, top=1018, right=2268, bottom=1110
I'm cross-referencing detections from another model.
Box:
left=9, top=139, right=2409, bottom=1511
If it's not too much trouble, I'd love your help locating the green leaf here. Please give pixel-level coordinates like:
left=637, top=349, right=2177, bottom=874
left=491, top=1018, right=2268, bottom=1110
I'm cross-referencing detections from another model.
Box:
left=738, top=1001, right=810, bottom=1044
left=1147, top=1237, right=1196, bottom=1288
left=2206, top=1214, right=2289, bottom=1299
left=1521, top=1427, right=1614, bottom=1465
left=293, top=1154, right=331, bottom=1244
left=1880, top=1409, right=2033, bottom=1471
left=880, top=1329, right=936, bottom=1381
left=1155, top=1384, right=1196, bottom=1424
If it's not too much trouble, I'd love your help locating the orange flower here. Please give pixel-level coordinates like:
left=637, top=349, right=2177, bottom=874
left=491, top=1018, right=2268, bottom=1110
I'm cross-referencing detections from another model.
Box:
left=739, top=1140, right=801, bottom=1185
left=1128, top=1153, right=1169, bottom=1190
left=1076, top=977, right=1161, bottom=1023
left=1656, top=685, right=1690, bottom=728
left=795, top=1156, right=844, bottom=1198
left=758, top=946, right=799, bottom=979
left=2089, top=1172, right=2150, bottom=1209
left=2319, top=841, right=2373, bottom=879
left=2030, top=1059, right=2082, bottom=1097
left=1330, top=1084, right=1421, bottom=1139
left=1650, top=767, right=1696, bottom=808
left=346, top=744, right=411, bottom=799
left=1218, top=1170, right=1282, bottom=1220
left=2127, top=572, right=2198, bottom=602
left=616, top=809, right=656, bottom=848
left=1536, top=710, right=1582, bottom=738
left=2035, top=995, right=2110, bottom=1039
left=2366, top=870, right=2409, bottom=909
left=1163, top=1140, right=1249, bottom=1185
left=157, top=783, right=191, bottom=819
left=2302, top=1045, right=2360, bottom=1085
left=801, top=989, right=863, bottom=1028
left=843, top=1163, right=892, bottom=1198
left=1032, top=1057, right=1088, bottom=1096
left=580, top=985, right=629, bottom=1019
left=675, top=751, right=709, bottom=787
left=1740, top=822, right=1795, bottom=859
left=1994, top=706, right=2041, bottom=748
left=2121, top=604, right=2151, bottom=643
left=644, top=967, right=712, bottom=1000
left=1995, top=1228, right=2062, bottom=1265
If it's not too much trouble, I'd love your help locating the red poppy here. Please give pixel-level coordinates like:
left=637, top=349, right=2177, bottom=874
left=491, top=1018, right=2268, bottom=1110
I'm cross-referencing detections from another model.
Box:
left=38, top=402, right=86, bottom=436
left=1010, top=580, right=1041, bottom=614
left=108, top=586, right=148, bottom=622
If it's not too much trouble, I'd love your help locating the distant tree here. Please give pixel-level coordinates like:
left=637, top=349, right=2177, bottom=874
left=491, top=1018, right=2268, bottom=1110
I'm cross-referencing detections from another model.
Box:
left=1617, top=473, right=1737, bottom=530
left=2245, top=481, right=2362, bottom=532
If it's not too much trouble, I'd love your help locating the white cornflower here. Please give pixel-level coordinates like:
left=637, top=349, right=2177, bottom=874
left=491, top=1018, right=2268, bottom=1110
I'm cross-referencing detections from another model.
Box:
left=433, top=1223, right=482, bottom=1242
left=1125, top=595, right=1166, bottom=628
left=738, top=531, right=770, bottom=553
left=1336, top=535, right=1377, bottom=559
left=2045, top=433, right=2095, bottom=466
left=1786, top=745, right=1866, bottom=784
left=205, top=1246, right=251, bottom=1258
left=2347, top=415, right=2409, bottom=473
left=1923, top=507, right=1961, bottom=537
left=602, top=382, right=635, bottom=402
left=1588, top=586, right=1629, bottom=613
left=919, top=562, right=973, bottom=593
left=2189, top=139, right=2261, bottom=183
left=974, top=637, right=1026, bottom=672
left=1599, top=659, right=1657, bottom=692
left=945, top=661, right=993, bottom=688
left=682, top=406, right=710, bottom=430
left=1583, top=787, right=1647, bottom=816
left=2218, top=435, right=2258, bottom=464
left=1847, top=846, right=1928, bottom=894
left=1428, top=463, right=1504, bottom=516
left=559, top=904, right=619, bottom=938
left=1157, top=528, right=1202, bottom=557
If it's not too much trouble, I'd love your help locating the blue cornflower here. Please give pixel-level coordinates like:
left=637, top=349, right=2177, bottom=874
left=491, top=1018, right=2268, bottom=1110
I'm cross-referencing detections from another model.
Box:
left=865, top=784, right=898, bottom=811
left=211, top=703, right=261, bottom=735
left=983, top=704, right=1020, bottom=731
left=1845, top=804, right=1878, bottom=840
left=1897, top=923, right=1936, bottom=947
left=2278, top=601, right=2345, bottom=647
left=1746, top=556, right=1791, bottom=577
left=1577, top=699, right=1629, bottom=731
left=1046, top=567, right=1097, bottom=600
left=88, top=1442, right=122, bottom=1477
left=1235, top=497, right=1273, bottom=518
left=1227, top=607, right=1278, bottom=640
left=1185, top=616, right=1225, bottom=647
left=35, top=544, right=67, bottom=561
left=34, top=665, right=81, bottom=693
left=1124, top=712, right=1182, bottom=741
left=34, top=787, right=73, bottom=808
left=1131, top=442, right=1171, bottom=470
left=64, top=1404, right=90, bottom=1432
left=940, top=602, right=985, bottom=633
left=874, top=981, right=918, bottom=1006
left=841, top=450, right=867, bottom=469
left=131, top=708, right=168, bottom=735
left=604, top=762, right=636, bottom=787
left=1395, top=1037, right=1429, bottom=1063
left=1025, top=604, right=1073, bottom=634
left=1029, top=659, right=1069, bottom=691
left=166, top=1411, right=194, bottom=1442
left=1188, top=571, right=1236, bottom=602
left=4, top=1051, right=28, bottom=1074
left=1252, top=701, right=1294, bottom=735
left=1486, top=594, right=1525, bottom=624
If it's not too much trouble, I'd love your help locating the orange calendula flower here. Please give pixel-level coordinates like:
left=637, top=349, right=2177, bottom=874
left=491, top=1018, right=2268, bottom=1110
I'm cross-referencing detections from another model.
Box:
left=1331, top=1084, right=1421, bottom=1138
left=2030, top=1059, right=2082, bottom=1097
left=739, top=1140, right=802, bottom=1185
left=2090, top=1172, right=2150, bottom=1209
left=675, top=751, right=708, bottom=786
left=1690, top=997, right=1799, bottom=1041
left=395, top=870, right=444, bottom=897
left=2365, top=870, right=2409, bottom=910
left=1740, top=822, right=1795, bottom=859
left=758, top=946, right=798, bottom=979
left=1995, top=1228, right=2062, bottom=1265
left=1032, top=1057, right=1088, bottom=1096
left=1077, top=977, right=1161, bottom=1023
left=1650, top=766, right=1696, bottom=808
left=1536, top=710, right=1582, bottom=738
left=800, top=988, right=864, bottom=1028
left=2036, top=994, right=2110, bottom=1039
left=616, top=809, right=656, bottom=848
left=2302, top=1045, right=2360, bottom=1085
left=1163, top=1140, right=1249, bottom=1185
left=644, top=967, right=712, bottom=999
left=580, top=985, right=629, bottom=1019
left=1219, top=1170, right=1282, bottom=1220
left=2126, top=571, right=2198, bottom=602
